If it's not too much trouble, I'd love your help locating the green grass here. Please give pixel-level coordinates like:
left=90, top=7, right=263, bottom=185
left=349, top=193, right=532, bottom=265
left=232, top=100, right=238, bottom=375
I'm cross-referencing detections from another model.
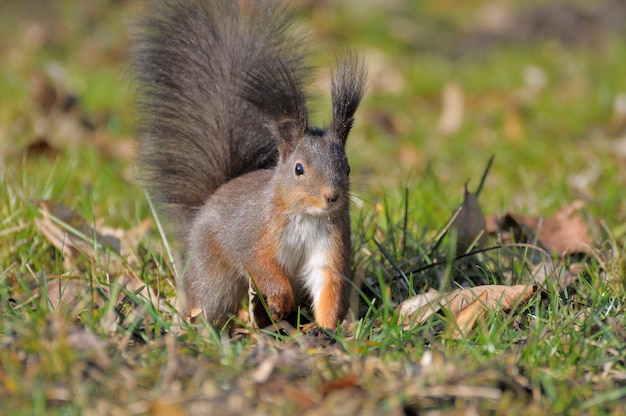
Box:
left=2, top=0, right=626, bottom=414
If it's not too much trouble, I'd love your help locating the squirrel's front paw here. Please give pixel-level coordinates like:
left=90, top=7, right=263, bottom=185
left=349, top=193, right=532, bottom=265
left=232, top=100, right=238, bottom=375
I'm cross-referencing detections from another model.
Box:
left=266, top=288, right=296, bottom=321
left=252, top=288, right=295, bottom=328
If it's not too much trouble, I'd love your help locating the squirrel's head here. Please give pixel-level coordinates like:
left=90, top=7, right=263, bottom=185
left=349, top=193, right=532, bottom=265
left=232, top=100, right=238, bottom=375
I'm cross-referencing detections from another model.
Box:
left=243, top=52, right=366, bottom=217
left=275, top=128, right=351, bottom=217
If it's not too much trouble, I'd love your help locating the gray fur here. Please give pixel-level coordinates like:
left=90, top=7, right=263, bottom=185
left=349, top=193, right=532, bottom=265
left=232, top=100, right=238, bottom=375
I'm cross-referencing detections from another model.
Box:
left=131, top=0, right=306, bottom=230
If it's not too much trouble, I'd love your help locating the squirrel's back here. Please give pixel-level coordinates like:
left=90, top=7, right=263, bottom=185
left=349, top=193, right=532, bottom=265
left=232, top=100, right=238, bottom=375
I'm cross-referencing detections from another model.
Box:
left=131, top=0, right=307, bottom=230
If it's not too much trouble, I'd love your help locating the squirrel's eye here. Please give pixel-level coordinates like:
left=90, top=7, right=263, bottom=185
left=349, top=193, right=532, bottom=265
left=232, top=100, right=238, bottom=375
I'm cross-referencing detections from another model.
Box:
left=295, top=162, right=305, bottom=176
left=346, top=164, right=351, bottom=175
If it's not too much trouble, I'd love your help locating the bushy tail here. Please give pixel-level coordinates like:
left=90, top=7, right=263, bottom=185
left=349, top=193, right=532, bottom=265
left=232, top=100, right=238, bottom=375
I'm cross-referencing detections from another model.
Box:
left=131, top=0, right=307, bottom=230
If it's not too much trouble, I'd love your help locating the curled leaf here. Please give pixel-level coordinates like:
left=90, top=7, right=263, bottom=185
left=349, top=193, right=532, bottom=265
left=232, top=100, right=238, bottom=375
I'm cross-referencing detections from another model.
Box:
left=451, top=290, right=488, bottom=339
left=397, top=284, right=537, bottom=336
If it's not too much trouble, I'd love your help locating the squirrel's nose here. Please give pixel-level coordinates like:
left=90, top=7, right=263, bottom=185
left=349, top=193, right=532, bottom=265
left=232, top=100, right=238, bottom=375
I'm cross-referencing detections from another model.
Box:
left=324, top=190, right=340, bottom=204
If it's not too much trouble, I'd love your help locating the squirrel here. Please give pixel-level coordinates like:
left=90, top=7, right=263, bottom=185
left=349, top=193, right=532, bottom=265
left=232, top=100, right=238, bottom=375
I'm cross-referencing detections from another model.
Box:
left=131, top=0, right=366, bottom=329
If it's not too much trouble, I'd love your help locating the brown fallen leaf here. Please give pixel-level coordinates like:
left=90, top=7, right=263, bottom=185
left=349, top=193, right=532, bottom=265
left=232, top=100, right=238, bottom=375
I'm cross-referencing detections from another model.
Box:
left=487, top=200, right=592, bottom=256
left=397, top=284, right=537, bottom=335
left=34, top=201, right=165, bottom=318
left=29, top=72, right=58, bottom=112
left=451, top=290, right=488, bottom=339
left=451, top=183, right=487, bottom=253
left=44, top=275, right=92, bottom=312
left=447, top=285, right=536, bottom=314
left=320, top=374, right=361, bottom=396
left=34, top=200, right=121, bottom=268
left=395, top=290, right=441, bottom=325
left=35, top=200, right=153, bottom=271
left=256, top=379, right=318, bottom=411
left=531, top=259, right=578, bottom=290
left=23, top=137, right=60, bottom=159
left=185, top=307, right=204, bottom=324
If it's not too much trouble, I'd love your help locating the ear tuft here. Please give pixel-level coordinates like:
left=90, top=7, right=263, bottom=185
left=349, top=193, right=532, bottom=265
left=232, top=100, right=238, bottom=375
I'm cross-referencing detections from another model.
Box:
left=331, top=52, right=367, bottom=144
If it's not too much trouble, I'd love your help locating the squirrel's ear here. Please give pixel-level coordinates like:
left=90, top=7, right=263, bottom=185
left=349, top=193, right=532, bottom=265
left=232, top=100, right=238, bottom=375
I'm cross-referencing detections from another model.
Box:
left=274, top=119, right=304, bottom=157
left=331, top=52, right=366, bottom=145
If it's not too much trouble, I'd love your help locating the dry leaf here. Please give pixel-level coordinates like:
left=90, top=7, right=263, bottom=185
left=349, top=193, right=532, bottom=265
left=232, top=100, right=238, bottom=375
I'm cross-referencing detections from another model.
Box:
left=149, top=400, right=187, bottom=416
left=35, top=200, right=121, bottom=267
left=251, top=357, right=276, bottom=384
left=449, top=285, right=536, bottom=314
left=23, top=137, right=60, bottom=159
left=395, top=291, right=441, bottom=324
left=67, top=327, right=111, bottom=369
left=451, top=184, right=487, bottom=252
left=488, top=200, right=592, bottom=256
left=257, top=379, right=317, bottom=411
left=44, top=276, right=91, bottom=311
left=397, top=284, right=537, bottom=335
left=186, top=307, right=203, bottom=322
left=320, top=374, right=361, bottom=395
left=438, top=82, right=464, bottom=135
left=539, top=201, right=592, bottom=255
left=35, top=200, right=152, bottom=272
left=531, top=259, right=578, bottom=290
left=29, top=72, right=58, bottom=112
left=34, top=201, right=162, bottom=316
left=451, top=290, right=488, bottom=339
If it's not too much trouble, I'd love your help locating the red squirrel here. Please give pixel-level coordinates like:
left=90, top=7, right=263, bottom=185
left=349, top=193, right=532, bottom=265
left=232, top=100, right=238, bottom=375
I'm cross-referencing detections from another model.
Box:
left=131, top=0, right=366, bottom=329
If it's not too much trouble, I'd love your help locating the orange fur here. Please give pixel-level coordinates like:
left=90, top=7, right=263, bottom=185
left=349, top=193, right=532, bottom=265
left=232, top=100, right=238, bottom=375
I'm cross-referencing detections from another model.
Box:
left=250, top=222, right=296, bottom=322
left=314, top=268, right=346, bottom=329
left=313, top=223, right=351, bottom=329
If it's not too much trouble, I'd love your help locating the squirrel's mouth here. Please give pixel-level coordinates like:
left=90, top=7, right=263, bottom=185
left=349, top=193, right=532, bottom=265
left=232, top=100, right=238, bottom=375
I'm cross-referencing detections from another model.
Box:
left=305, top=195, right=347, bottom=217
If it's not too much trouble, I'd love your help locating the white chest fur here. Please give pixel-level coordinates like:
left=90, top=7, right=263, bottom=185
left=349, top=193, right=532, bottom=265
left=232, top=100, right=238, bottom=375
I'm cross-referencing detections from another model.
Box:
left=277, top=214, right=331, bottom=309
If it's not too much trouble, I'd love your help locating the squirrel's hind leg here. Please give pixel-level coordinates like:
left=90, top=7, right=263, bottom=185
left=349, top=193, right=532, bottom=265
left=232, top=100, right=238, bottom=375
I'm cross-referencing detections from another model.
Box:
left=184, top=241, right=249, bottom=328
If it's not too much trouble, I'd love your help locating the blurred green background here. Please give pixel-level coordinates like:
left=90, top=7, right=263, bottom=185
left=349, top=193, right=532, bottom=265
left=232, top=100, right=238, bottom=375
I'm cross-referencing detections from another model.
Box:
left=1, top=0, right=625, bottom=245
